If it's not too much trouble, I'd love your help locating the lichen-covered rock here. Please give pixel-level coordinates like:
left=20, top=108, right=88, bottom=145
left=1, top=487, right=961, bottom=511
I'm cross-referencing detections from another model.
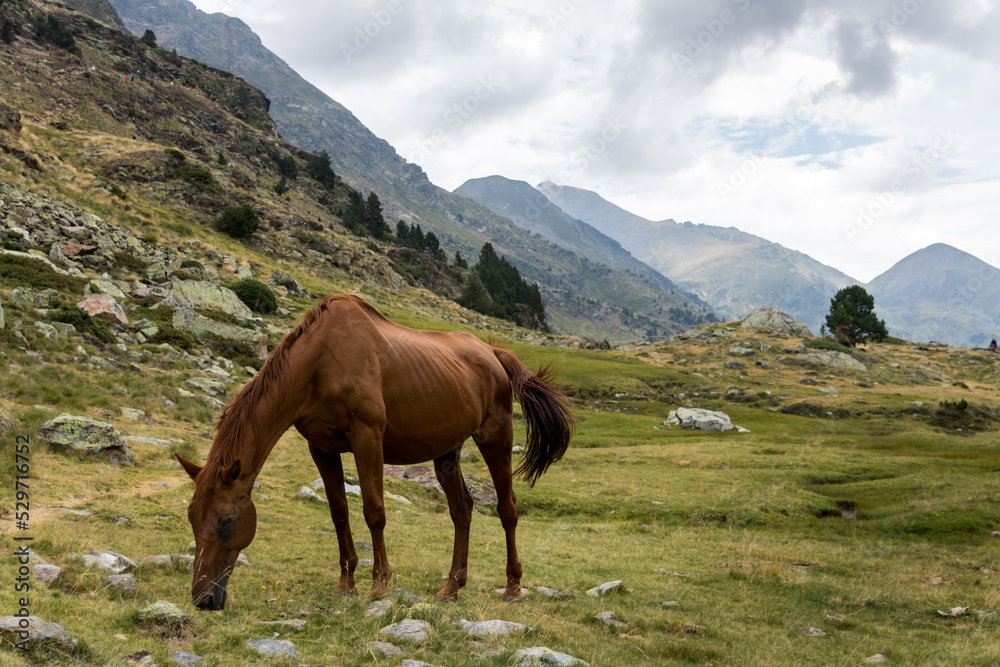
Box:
left=33, top=564, right=64, bottom=587
left=740, top=308, right=813, bottom=337
left=90, top=278, right=127, bottom=299
left=172, top=307, right=267, bottom=359
left=297, top=486, right=327, bottom=504
left=106, top=574, right=137, bottom=593
left=666, top=408, right=749, bottom=433
left=595, top=611, right=627, bottom=628
left=366, top=640, right=404, bottom=657
left=168, top=651, right=205, bottom=666
left=165, top=277, right=253, bottom=318
left=183, top=377, right=227, bottom=396
left=585, top=580, right=624, bottom=597
left=799, top=350, right=867, bottom=372
left=379, top=618, right=432, bottom=643
left=269, top=270, right=309, bottom=298
left=0, top=615, right=78, bottom=651
left=245, top=639, right=300, bottom=657
left=457, top=618, right=530, bottom=637
left=39, top=414, right=134, bottom=465
left=515, top=647, right=590, bottom=666
left=139, top=601, right=188, bottom=625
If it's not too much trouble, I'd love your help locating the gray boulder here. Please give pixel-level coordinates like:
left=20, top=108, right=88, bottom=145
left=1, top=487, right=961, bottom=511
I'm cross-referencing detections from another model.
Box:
left=379, top=618, right=432, bottom=643
left=77, top=294, right=128, bottom=324
left=245, top=639, right=300, bottom=657
left=71, top=550, right=137, bottom=574
left=139, top=601, right=188, bottom=625
left=168, top=651, right=205, bottom=666
left=585, top=580, right=624, bottom=597
left=269, top=270, right=309, bottom=298
left=799, top=350, right=867, bottom=372
left=33, top=564, right=64, bottom=587
left=0, top=615, right=78, bottom=651
left=366, top=641, right=404, bottom=657
left=457, top=618, right=531, bottom=637
left=595, top=611, right=627, bottom=628
left=106, top=574, right=137, bottom=593
left=740, top=308, right=813, bottom=337
left=183, top=377, right=227, bottom=396
left=172, top=308, right=267, bottom=359
left=515, top=647, right=590, bottom=666
left=164, top=277, right=253, bottom=319
left=39, top=414, right=134, bottom=465
left=297, top=486, right=327, bottom=504
left=90, top=279, right=127, bottom=299
left=666, top=408, right=749, bottom=433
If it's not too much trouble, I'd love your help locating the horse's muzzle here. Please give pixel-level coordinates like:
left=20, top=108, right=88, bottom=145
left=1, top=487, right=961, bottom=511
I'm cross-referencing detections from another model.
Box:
left=194, top=584, right=227, bottom=611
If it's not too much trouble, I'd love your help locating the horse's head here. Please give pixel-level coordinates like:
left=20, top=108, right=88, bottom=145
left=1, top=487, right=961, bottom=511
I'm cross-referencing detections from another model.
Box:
left=177, top=454, right=257, bottom=611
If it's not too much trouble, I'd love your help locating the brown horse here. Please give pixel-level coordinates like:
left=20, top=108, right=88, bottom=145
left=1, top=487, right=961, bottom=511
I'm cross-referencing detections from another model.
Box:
left=177, top=294, right=574, bottom=610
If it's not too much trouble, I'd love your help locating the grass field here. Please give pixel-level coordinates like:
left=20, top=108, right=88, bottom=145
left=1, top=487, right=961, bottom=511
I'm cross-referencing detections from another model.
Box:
left=2, top=315, right=1000, bottom=666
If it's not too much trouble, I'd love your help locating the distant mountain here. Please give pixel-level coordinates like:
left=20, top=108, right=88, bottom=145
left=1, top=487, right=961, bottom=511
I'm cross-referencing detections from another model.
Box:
left=107, top=0, right=714, bottom=342
left=867, top=244, right=1000, bottom=348
left=537, top=181, right=858, bottom=332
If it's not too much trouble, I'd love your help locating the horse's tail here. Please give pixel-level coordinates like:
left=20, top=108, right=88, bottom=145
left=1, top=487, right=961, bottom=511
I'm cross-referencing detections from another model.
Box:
left=491, top=346, right=574, bottom=486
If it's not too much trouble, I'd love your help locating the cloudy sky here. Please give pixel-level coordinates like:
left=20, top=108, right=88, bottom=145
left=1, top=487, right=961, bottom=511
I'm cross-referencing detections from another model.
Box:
left=192, top=0, right=999, bottom=282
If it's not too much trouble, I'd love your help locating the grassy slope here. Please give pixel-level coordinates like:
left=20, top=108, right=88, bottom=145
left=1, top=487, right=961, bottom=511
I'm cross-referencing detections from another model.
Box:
left=3, top=323, right=1000, bottom=666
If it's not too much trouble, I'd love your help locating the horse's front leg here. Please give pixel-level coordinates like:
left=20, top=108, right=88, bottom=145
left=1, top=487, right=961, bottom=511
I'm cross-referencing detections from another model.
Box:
left=351, top=423, right=392, bottom=596
left=308, top=441, right=358, bottom=596
left=476, top=415, right=523, bottom=602
left=433, top=447, right=473, bottom=601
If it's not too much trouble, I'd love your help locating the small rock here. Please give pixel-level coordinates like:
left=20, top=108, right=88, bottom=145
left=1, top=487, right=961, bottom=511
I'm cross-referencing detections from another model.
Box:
left=237, top=553, right=250, bottom=567
left=515, top=647, right=590, bottom=666
left=106, top=574, right=137, bottom=593
left=863, top=654, right=888, bottom=664
left=296, top=486, right=327, bottom=504
left=386, top=492, right=411, bottom=505
left=366, top=640, right=404, bottom=657
left=126, top=649, right=156, bottom=665
left=260, top=619, right=306, bottom=630
left=0, top=615, right=78, bottom=650
left=937, top=606, right=969, bottom=617
left=33, top=564, right=64, bottom=587
left=142, top=555, right=174, bottom=567
left=801, top=626, right=827, bottom=636
left=594, top=611, right=627, bottom=628
left=345, top=483, right=361, bottom=495
left=391, top=588, right=421, bottom=604
left=77, top=293, right=128, bottom=324
left=401, top=661, right=436, bottom=667
left=661, top=601, right=679, bottom=608
left=457, top=618, right=530, bottom=637
left=71, top=549, right=136, bottom=574
left=379, top=618, right=432, bottom=643
left=120, top=407, right=145, bottom=421
left=586, top=580, right=623, bottom=597
left=139, top=601, right=188, bottom=625
left=365, top=599, right=394, bottom=618
left=408, top=602, right=443, bottom=620
left=245, top=639, right=300, bottom=657
left=355, top=540, right=374, bottom=551
left=535, top=586, right=572, bottom=600
left=183, top=377, right=227, bottom=396
left=825, top=615, right=843, bottom=623
left=168, top=651, right=205, bottom=666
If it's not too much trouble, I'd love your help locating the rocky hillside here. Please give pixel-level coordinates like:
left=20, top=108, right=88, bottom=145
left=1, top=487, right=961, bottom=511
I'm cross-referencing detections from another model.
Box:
left=867, top=243, right=1000, bottom=348
left=105, top=0, right=709, bottom=342
left=537, top=181, right=859, bottom=332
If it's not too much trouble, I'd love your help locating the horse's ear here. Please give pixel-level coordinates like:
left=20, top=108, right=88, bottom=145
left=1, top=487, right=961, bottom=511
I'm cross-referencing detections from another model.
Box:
left=176, top=454, right=203, bottom=481
left=222, top=459, right=242, bottom=485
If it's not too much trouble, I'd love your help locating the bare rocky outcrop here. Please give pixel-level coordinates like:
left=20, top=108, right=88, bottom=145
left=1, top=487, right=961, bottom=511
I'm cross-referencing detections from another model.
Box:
left=740, top=308, right=813, bottom=337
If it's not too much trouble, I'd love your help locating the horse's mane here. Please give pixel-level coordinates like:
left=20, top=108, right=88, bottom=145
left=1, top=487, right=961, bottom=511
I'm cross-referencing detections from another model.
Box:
left=195, top=294, right=382, bottom=490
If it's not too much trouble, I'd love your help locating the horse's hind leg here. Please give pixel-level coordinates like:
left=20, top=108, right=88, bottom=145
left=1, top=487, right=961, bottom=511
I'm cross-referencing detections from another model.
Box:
left=475, top=413, right=523, bottom=602
left=433, top=446, right=473, bottom=601
left=308, top=441, right=359, bottom=596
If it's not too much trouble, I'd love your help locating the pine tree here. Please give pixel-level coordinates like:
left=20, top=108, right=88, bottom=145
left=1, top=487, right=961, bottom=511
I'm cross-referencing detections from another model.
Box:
left=364, top=191, right=390, bottom=238
left=825, top=285, right=888, bottom=347
left=140, top=29, right=157, bottom=48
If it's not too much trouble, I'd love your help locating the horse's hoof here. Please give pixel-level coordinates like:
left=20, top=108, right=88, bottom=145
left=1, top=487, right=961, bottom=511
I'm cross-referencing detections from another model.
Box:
left=502, top=595, right=525, bottom=604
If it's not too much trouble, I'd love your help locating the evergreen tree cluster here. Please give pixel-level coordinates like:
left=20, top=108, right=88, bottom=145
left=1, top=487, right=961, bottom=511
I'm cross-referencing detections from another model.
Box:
left=304, top=150, right=336, bottom=189
left=342, top=190, right=391, bottom=238
left=30, top=12, right=80, bottom=56
left=458, top=243, right=546, bottom=330
left=395, top=221, right=445, bottom=260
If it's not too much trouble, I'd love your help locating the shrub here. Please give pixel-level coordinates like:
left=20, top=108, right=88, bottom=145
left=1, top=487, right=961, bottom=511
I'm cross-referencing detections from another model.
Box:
left=30, top=13, right=81, bottom=56
left=164, top=148, right=186, bottom=162
left=215, top=204, right=259, bottom=239
left=232, top=279, right=276, bottom=314
left=277, top=155, right=298, bottom=179
left=140, top=29, right=157, bottom=48
left=0, top=254, right=87, bottom=291
left=175, top=164, right=215, bottom=191
left=112, top=251, right=149, bottom=276
left=805, top=339, right=854, bottom=354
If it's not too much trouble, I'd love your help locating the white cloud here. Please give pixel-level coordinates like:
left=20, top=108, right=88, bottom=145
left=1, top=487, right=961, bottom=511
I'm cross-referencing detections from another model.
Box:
left=188, top=0, right=1000, bottom=282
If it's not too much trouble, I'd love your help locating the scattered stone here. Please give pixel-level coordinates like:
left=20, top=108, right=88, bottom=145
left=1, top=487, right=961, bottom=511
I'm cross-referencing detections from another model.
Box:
left=121, top=408, right=146, bottom=421
left=260, top=619, right=307, bottom=630
left=824, top=615, right=843, bottom=623
left=40, top=414, right=135, bottom=465
left=661, top=601, right=680, bottom=608
left=124, top=436, right=173, bottom=447
left=269, top=270, right=310, bottom=298
left=666, top=408, right=749, bottom=433
left=77, top=293, right=128, bottom=324
left=401, top=661, right=436, bottom=667
left=183, top=377, right=227, bottom=396
left=168, top=651, right=205, bottom=666
left=126, top=650, right=156, bottom=665
left=800, top=350, right=867, bottom=372
left=172, top=307, right=267, bottom=359
left=33, top=563, right=64, bottom=587
left=386, top=492, right=411, bottom=505
left=379, top=618, right=432, bottom=643
left=863, top=654, right=888, bottom=664
left=586, top=580, right=624, bottom=597
left=139, top=601, right=189, bottom=625
left=724, top=360, right=744, bottom=370
left=355, top=540, right=374, bottom=551
left=457, top=618, right=531, bottom=637
left=297, top=486, right=327, bottom=504
left=90, top=279, right=127, bottom=299
left=237, top=553, right=250, bottom=567
left=164, top=277, right=253, bottom=319
left=142, top=555, right=174, bottom=567
left=595, top=611, right=627, bottom=628
left=819, top=387, right=839, bottom=394
left=34, top=321, right=59, bottom=340
left=71, top=549, right=136, bottom=574
left=937, top=606, right=969, bottom=617
left=0, top=615, right=78, bottom=651
left=391, top=588, right=421, bottom=604
left=728, top=346, right=756, bottom=357
left=345, top=483, right=361, bottom=495
left=106, top=574, right=137, bottom=593
left=801, top=626, right=827, bottom=636
left=535, top=586, right=572, bottom=600
left=515, top=647, right=590, bottom=666
left=365, top=599, right=394, bottom=618
left=366, top=640, right=404, bottom=657
left=245, top=639, right=300, bottom=658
